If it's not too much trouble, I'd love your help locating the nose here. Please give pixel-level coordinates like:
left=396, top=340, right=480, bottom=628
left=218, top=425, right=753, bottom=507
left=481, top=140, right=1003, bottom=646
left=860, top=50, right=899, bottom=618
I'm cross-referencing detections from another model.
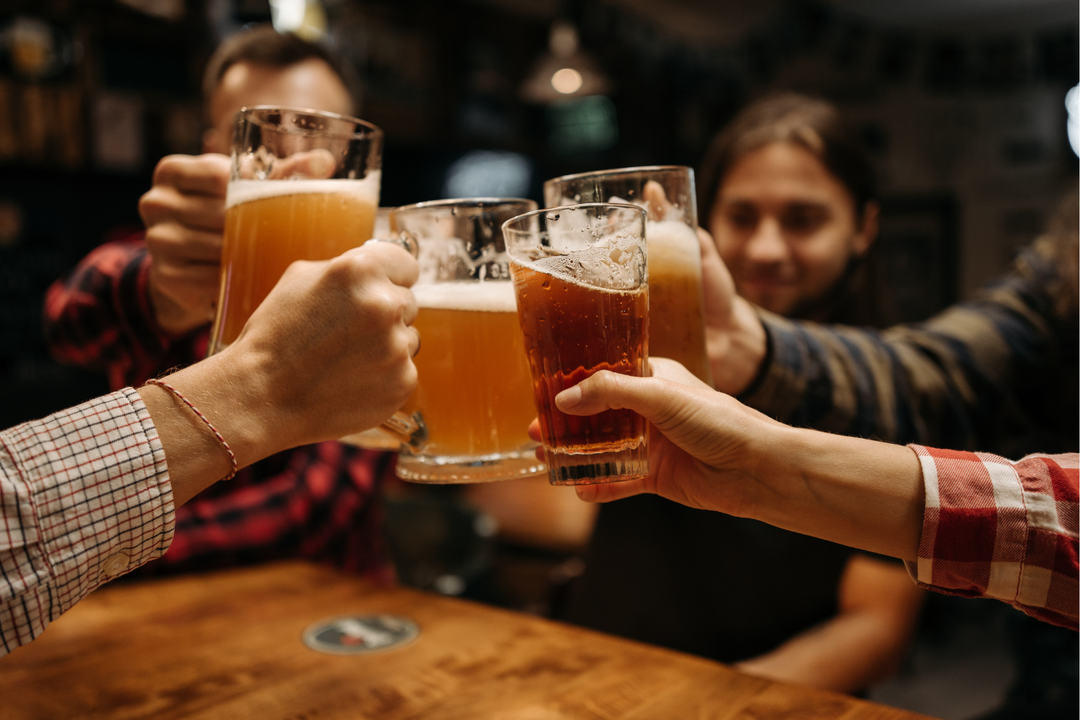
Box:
left=743, top=217, right=788, bottom=264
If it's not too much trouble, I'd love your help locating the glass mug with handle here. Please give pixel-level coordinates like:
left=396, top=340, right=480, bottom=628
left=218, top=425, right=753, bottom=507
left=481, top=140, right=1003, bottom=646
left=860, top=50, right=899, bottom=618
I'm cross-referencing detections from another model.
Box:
left=544, top=166, right=712, bottom=385
left=503, top=203, right=650, bottom=486
left=390, top=198, right=546, bottom=483
left=209, top=106, right=424, bottom=446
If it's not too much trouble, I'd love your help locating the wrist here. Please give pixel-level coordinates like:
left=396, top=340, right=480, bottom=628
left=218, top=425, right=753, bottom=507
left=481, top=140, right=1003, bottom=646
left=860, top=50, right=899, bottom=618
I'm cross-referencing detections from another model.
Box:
left=162, top=348, right=283, bottom=469
left=708, top=296, right=767, bottom=394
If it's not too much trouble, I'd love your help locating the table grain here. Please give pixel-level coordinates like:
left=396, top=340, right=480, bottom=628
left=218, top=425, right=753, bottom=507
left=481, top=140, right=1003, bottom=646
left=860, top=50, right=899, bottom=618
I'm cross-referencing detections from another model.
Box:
left=0, top=561, right=935, bottom=719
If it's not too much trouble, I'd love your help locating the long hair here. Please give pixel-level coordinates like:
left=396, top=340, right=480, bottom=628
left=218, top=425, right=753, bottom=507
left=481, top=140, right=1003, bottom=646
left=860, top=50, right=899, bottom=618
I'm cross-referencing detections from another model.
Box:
left=698, top=93, right=894, bottom=327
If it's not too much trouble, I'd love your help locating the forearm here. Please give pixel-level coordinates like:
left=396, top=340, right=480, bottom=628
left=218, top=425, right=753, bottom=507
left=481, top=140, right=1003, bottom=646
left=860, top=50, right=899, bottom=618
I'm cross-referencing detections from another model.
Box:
left=734, top=608, right=911, bottom=693
left=136, top=346, right=279, bottom=506
left=739, top=427, right=925, bottom=561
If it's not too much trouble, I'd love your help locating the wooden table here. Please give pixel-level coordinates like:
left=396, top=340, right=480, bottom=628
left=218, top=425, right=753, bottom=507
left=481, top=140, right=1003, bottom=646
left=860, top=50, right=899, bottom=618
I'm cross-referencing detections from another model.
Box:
left=0, top=562, right=933, bottom=719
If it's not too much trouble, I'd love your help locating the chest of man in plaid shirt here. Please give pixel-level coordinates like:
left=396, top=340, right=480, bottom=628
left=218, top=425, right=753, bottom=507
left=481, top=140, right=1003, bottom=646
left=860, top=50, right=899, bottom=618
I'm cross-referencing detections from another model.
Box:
left=39, top=29, right=398, bottom=582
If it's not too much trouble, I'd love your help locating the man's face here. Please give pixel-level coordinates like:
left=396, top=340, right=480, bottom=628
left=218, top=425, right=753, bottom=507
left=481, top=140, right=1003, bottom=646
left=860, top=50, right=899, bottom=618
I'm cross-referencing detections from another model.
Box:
left=203, top=58, right=354, bottom=154
left=708, top=141, right=875, bottom=318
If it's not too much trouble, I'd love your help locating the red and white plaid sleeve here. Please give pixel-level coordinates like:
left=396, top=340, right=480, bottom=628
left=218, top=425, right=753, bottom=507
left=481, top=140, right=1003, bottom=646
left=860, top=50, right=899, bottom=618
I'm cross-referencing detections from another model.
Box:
left=1, top=389, right=174, bottom=656
left=906, top=445, right=1078, bottom=630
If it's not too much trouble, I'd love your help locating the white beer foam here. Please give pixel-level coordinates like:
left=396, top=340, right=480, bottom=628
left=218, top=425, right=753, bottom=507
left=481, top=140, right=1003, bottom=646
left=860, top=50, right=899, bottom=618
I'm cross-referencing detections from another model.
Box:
left=525, top=237, right=646, bottom=294
left=413, top=280, right=517, bottom=312
left=646, top=219, right=700, bottom=268
left=226, top=172, right=381, bottom=209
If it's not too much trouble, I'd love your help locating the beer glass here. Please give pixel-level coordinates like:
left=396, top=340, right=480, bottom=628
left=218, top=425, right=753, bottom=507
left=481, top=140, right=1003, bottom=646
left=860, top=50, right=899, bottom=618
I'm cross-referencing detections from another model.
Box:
left=209, top=106, right=383, bottom=353
left=393, top=198, right=546, bottom=483
left=544, top=167, right=712, bottom=385
left=210, top=107, right=424, bottom=447
left=503, top=203, right=650, bottom=486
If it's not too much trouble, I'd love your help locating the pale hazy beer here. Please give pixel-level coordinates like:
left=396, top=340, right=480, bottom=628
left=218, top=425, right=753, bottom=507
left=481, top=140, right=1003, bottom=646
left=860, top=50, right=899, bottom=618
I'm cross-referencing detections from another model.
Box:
left=207, top=107, right=383, bottom=355
left=392, top=198, right=544, bottom=483
left=210, top=178, right=379, bottom=352
left=544, top=166, right=712, bottom=384
left=644, top=219, right=710, bottom=382
left=503, top=204, right=650, bottom=486
left=399, top=283, right=538, bottom=475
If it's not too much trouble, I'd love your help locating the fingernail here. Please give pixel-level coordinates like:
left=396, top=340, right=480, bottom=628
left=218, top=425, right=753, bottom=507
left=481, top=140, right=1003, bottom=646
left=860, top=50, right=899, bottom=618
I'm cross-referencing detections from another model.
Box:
left=555, top=385, right=582, bottom=410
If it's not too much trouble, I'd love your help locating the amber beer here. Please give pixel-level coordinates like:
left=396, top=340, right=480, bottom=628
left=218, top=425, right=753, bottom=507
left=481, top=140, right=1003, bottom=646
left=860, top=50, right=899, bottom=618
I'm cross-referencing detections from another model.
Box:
left=504, top=204, right=650, bottom=487
left=543, top=166, right=712, bottom=385
left=398, top=282, right=538, bottom=472
left=513, top=260, right=648, bottom=454
left=209, top=177, right=379, bottom=353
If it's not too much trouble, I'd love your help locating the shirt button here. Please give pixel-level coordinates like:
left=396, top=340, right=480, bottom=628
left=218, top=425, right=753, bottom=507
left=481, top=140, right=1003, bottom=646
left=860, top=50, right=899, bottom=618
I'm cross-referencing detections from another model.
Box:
left=103, top=552, right=131, bottom=577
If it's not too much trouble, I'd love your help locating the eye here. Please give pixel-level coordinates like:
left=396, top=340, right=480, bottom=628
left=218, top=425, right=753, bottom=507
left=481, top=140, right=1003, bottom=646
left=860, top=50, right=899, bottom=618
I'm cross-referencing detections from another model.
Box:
left=781, top=205, right=828, bottom=234
left=723, top=205, right=758, bottom=231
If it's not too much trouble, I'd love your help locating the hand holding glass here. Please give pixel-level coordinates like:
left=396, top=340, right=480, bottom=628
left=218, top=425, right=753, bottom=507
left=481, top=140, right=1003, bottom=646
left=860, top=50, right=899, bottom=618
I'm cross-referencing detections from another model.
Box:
left=207, top=106, right=423, bottom=446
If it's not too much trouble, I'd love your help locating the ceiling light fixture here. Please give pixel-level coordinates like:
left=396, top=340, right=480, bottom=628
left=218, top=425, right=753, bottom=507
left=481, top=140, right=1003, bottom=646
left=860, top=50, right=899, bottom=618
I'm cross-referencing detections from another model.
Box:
left=521, top=21, right=611, bottom=104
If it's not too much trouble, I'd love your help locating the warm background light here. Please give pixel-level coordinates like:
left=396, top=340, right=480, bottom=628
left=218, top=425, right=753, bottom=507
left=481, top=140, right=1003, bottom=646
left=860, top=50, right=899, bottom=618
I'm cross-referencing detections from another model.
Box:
left=551, top=68, right=583, bottom=94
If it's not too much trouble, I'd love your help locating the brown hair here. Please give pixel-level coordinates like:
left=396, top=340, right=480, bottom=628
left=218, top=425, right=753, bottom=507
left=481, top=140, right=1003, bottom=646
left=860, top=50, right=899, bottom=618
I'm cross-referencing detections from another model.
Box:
left=698, top=93, right=893, bottom=326
left=697, top=93, right=877, bottom=224
left=202, top=24, right=358, bottom=113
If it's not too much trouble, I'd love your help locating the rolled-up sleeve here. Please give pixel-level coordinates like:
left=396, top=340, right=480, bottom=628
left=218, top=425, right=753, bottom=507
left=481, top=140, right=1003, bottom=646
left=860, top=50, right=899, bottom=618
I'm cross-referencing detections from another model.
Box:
left=906, top=446, right=1078, bottom=630
left=1, top=388, right=174, bottom=655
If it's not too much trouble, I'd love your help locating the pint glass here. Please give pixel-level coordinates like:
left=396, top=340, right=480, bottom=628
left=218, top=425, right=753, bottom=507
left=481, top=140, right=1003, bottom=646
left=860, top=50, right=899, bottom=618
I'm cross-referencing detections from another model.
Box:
left=544, top=167, right=712, bottom=385
left=393, top=198, right=545, bottom=483
left=503, top=203, right=649, bottom=486
left=208, top=107, right=382, bottom=355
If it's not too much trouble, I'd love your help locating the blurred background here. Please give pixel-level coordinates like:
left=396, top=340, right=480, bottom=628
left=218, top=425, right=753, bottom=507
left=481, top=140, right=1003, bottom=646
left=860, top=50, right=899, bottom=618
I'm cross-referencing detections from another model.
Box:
left=1, top=0, right=1076, bottom=428
left=0, top=2, right=1076, bottom=717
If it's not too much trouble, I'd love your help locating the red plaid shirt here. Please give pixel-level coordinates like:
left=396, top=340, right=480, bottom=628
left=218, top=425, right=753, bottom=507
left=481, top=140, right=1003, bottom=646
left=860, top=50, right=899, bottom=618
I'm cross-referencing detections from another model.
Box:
left=1, top=389, right=172, bottom=655
left=43, top=237, right=394, bottom=581
left=907, top=445, right=1079, bottom=630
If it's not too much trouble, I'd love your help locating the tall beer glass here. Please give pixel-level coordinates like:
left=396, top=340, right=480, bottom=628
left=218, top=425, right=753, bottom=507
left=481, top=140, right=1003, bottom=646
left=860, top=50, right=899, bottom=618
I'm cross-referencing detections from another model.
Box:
left=503, top=204, right=650, bottom=486
left=394, top=198, right=545, bottom=483
left=208, top=106, right=382, bottom=355
left=544, top=167, right=712, bottom=385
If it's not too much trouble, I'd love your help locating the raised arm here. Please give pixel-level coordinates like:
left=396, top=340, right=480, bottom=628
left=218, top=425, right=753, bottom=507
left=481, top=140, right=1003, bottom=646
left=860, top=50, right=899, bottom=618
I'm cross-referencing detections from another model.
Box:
left=3, top=242, right=420, bottom=655
left=704, top=230, right=1077, bottom=455
left=553, top=359, right=1079, bottom=629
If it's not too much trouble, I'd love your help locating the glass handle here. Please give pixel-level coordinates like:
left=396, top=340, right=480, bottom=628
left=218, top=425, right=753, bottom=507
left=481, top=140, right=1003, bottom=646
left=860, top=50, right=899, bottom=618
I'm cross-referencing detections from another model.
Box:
left=378, top=411, right=428, bottom=448
left=361, top=232, right=423, bottom=448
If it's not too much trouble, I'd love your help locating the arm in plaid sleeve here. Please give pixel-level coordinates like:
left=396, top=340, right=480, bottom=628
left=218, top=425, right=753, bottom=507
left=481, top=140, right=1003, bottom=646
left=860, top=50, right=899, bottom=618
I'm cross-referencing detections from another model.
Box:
left=43, top=236, right=201, bottom=390
left=738, top=236, right=1076, bottom=456
left=1, top=389, right=174, bottom=656
left=906, top=447, right=1078, bottom=630
left=562, top=364, right=1077, bottom=627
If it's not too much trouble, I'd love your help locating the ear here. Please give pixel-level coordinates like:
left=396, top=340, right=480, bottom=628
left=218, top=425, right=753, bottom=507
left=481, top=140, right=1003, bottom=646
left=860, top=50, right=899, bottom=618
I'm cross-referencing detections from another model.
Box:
left=202, top=127, right=224, bottom=155
left=851, top=201, right=879, bottom=257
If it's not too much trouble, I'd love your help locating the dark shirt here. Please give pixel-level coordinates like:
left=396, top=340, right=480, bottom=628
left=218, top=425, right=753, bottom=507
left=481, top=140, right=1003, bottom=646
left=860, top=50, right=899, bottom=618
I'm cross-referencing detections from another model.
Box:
left=566, top=495, right=854, bottom=663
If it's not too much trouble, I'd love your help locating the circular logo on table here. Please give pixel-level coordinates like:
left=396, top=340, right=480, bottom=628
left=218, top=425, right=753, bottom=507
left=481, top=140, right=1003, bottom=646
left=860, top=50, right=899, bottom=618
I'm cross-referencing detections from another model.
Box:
left=302, top=614, right=420, bottom=655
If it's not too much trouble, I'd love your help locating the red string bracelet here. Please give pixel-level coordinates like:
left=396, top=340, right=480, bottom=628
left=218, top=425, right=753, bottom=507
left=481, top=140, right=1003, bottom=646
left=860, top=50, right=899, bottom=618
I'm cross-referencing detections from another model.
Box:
left=145, top=378, right=237, bottom=481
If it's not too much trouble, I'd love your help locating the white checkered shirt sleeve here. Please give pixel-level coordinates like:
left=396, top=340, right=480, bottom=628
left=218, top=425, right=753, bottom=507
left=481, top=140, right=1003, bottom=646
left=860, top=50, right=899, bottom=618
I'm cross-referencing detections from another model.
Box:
left=906, top=445, right=1078, bottom=630
left=1, top=388, right=174, bottom=655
